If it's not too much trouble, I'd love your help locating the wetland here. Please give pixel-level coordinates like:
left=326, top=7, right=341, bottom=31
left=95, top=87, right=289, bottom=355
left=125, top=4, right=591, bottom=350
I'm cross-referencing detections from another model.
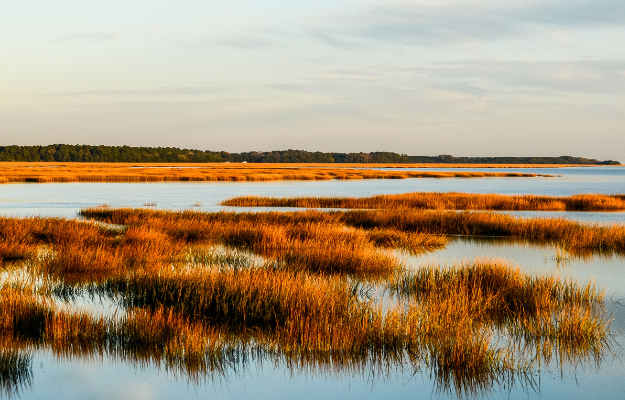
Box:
left=0, top=165, right=624, bottom=399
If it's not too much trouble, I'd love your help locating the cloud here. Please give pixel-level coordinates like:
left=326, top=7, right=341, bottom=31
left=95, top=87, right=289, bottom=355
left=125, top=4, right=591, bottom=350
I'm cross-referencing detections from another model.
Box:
left=53, top=27, right=164, bottom=43
left=54, top=31, right=129, bottom=43
left=208, top=28, right=288, bottom=50
left=51, top=86, right=225, bottom=96
left=420, top=59, right=625, bottom=95
left=214, top=34, right=274, bottom=50
left=256, top=58, right=625, bottom=124
left=312, top=0, right=625, bottom=47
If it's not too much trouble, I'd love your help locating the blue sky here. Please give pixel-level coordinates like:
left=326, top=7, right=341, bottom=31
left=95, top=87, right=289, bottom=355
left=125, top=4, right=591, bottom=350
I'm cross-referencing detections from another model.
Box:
left=1, top=0, right=624, bottom=158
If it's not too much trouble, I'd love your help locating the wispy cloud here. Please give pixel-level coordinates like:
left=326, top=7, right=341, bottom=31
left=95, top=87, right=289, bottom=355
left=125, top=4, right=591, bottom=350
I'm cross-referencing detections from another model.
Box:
left=318, top=0, right=625, bottom=47
left=214, top=34, right=275, bottom=50
left=54, top=27, right=165, bottom=43
left=418, top=59, right=625, bottom=95
left=260, top=58, right=625, bottom=122
left=200, top=0, right=625, bottom=56
left=51, top=86, right=225, bottom=96
left=54, top=31, right=129, bottom=43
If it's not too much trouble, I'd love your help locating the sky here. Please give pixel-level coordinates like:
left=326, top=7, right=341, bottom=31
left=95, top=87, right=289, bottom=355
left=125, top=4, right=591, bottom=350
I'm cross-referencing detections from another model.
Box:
left=1, top=0, right=624, bottom=159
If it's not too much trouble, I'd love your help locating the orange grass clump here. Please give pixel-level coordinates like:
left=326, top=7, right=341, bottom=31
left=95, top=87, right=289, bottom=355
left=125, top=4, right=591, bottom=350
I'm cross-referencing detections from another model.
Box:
left=0, top=216, right=191, bottom=282
left=81, top=207, right=625, bottom=255
left=0, top=286, right=232, bottom=377
left=334, top=209, right=625, bottom=254
left=78, top=208, right=450, bottom=275
left=392, top=259, right=610, bottom=391
left=222, top=192, right=625, bottom=212
left=391, top=259, right=604, bottom=324
left=0, top=162, right=552, bottom=184
left=103, top=268, right=401, bottom=352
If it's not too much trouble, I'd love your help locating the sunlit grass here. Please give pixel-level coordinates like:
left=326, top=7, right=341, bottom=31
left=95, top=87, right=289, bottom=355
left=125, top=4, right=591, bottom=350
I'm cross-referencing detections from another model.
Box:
left=0, top=209, right=616, bottom=397
left=81, top=207, right=625, bottom=255
left=223, top=192, right=625, bottom=211
left=0, top=163, right=552, bottom=184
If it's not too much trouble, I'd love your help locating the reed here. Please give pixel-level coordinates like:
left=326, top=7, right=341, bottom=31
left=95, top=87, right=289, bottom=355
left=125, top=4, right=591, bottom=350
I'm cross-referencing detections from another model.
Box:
left=100, top=268, right=383, bottom=349
left=222, top=192, right=625, bottom=211
left=0, top=216, right=189, bottom=282
left=0, top=242, right=33, bottom=264
left=0, top=163, right=552, bottom=184
left=0, top=285, right=234, bottom=377
left=390, top=259, right=610, bottom=366
left=81, top=207, right=625, bottom=254
left=365, top=228, right=448, bottom=253
left=389, top=259, right=604, bottom=317
left=77, top=209, right=413, bottom=275
left=336, top=210, right=625, bottom=254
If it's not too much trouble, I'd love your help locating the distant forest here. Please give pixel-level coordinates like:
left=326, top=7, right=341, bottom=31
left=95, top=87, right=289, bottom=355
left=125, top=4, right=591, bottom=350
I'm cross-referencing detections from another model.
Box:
left=0, top=145, right=620, bottom=165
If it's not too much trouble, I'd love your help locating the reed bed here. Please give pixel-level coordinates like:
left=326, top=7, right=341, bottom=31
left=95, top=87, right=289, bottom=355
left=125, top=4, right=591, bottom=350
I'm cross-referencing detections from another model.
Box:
left=100, top=268, right=397, bottom=352
left=0, top=216, right=189, bottom=282
left=0, top=272, right=509, bottom=394
left=97, top=265, right=523, bottom=395
left=390, top=259, right=603, bottom=316
left=0, top=286, right=234, bottom=378
left=0, top=210, right=616, bottom=396
left=334, top=209, right=625, bottom=254
left=81, top=207, right=625, bottom=254
left=78, top=209, right=436, bottom=275
left=391, top=259, right=610, bottom=372
left=223, top=192, right=625, bottom=212
left=0, top=163, right=551, bottom=184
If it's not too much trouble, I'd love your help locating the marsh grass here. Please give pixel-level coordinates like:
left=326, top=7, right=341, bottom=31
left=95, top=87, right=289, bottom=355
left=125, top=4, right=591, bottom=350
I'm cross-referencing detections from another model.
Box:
left=222, top=192, right=625, bottom=211
left=0, top=286, right=234, bottom=378
left=390, top=259, right=610, bottom=369
left=0, top=210, right=616, bottom=397
left=390, top=259, right=604, bottom=316
left=81, top=207, right=625, bottom=255
left=336, top=209, right=625, bottom=255
left=79, top=209, right=416, bottom=276
left=0, top=163, right=550, bottom=184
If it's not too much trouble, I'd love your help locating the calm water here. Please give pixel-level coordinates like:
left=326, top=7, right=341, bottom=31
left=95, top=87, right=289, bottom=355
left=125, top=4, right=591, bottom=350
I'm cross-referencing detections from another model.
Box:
left=2, top=166, right=625, bottom=399
left=1, top=166, right=625, bottom=222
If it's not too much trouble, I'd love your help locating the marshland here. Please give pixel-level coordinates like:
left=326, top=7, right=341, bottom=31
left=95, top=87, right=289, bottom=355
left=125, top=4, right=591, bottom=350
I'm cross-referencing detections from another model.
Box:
left=0, top=165, right=624, bottom=399
left=0, top=163, right=551, bottom=184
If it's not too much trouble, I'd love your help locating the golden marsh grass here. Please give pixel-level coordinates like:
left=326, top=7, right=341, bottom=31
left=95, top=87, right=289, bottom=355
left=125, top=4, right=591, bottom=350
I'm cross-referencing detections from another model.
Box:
left=0, top=209, right=615, bottom=396
left=223, top=192, right=625, bottom=211
left=0, top=162, right=552, bottom=184
left=81, top=207, right=625, bottom=255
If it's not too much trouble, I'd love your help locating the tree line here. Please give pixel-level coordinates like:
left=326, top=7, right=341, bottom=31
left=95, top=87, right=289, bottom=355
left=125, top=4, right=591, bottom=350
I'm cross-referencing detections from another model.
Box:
left=0, top=145, right=619, bottom=165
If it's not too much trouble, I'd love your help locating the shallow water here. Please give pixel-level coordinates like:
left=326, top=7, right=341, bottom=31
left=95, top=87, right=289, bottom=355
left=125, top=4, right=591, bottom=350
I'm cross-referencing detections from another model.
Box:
left=2, top=166, right=625, bottom=399
left=1, top=166, right=625, bottom=223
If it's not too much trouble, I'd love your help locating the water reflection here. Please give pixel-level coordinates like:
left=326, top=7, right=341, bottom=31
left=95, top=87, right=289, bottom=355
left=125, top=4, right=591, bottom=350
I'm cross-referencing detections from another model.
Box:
left=0, top=350, right=32, bottom=398
left=0, top=339, right=613, bottom=400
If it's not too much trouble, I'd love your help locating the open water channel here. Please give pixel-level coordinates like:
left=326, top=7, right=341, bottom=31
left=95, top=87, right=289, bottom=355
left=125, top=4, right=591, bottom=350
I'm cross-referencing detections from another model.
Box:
left=1, top=166, right=624, bottom=399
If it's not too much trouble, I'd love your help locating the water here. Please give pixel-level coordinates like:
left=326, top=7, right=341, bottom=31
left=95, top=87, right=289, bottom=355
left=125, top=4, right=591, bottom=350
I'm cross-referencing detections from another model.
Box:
left=2, top=166, right=625, bottom=399
left=1, top=166, right=625, bottom=222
